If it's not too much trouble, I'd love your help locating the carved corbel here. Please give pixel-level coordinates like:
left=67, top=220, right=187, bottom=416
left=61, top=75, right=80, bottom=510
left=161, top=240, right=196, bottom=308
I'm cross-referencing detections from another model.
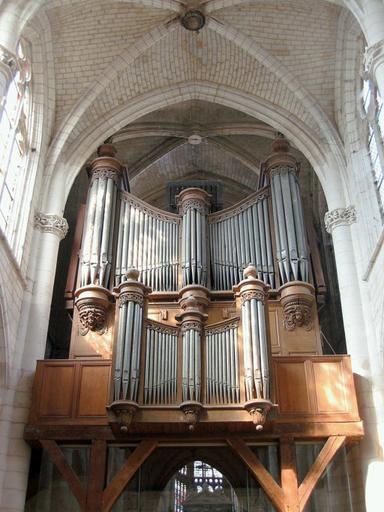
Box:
left=74, top=285, right=111, bottom=335
left=108, top=400, right=139, bottom=433
left=279, top=281, right=315, bottom=332
left=180, top=401, right=204, bottom=431
left=244, top=399, right=274, bottom=431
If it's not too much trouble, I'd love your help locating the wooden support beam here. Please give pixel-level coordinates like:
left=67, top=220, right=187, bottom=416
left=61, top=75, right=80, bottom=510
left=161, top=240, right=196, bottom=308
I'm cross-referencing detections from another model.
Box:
left=40, top=440, right=87, bottom=511
left=102, top=439, right=158, bottom=512
left=280, top=438, right=299, bottom=512
left=226, top=437, right=285, bottom=511
left=86, top=440, right=107, bottom=512
left=298, top=435, right=346, bottom=512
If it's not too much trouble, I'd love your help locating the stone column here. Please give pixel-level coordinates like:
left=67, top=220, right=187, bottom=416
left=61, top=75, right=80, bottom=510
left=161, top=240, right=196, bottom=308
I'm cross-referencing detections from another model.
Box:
left=0, top=213, right=68, bottom=511
left=325, top=205, right=384, bottom=512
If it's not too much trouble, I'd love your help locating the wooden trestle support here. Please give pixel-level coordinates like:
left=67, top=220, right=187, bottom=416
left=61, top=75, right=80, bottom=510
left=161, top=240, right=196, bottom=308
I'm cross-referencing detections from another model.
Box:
left=25, top=138, right=363, bottom=511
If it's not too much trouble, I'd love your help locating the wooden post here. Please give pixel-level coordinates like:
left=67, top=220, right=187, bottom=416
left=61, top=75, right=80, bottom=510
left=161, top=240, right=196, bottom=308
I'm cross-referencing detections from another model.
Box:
left=102, top=439, right=158, bottom=512
left=280, top=437, right=299, bottom=512
left=86, top=440, right=107, bottom=512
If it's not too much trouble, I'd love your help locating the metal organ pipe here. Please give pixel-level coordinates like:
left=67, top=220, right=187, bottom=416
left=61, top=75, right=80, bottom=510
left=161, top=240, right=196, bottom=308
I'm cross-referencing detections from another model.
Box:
left=80, top=144, right=122, bottom=288
left=113, top=269, right=150, bottom=403
left=265, top=136, right=309, bottom=284
left=208, top=191, right=274, bottom=291
left=114, top=194, right=180, bottom=292
left=177, top=188, right=211, bottom=287
left=235, top=266, right=270, bottom=402
left=205, top=320, right=240, bottom=404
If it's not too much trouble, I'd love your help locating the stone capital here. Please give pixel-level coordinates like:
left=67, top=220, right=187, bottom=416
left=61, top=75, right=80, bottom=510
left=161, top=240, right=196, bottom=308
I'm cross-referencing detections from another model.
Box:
left=364, top=40, right=384, bottom=80
left=0, top=45, right=16, bottom=81
left=34, top=213, right=69, bottom=240
left=324, top=206, right=357, bottom=234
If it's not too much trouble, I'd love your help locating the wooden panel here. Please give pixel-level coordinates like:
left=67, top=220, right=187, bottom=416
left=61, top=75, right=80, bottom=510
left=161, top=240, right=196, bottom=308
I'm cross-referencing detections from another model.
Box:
left=313, top=361, right=348, bottom=413
left=77, top=364, right=110, bottom=417
left=275, top=362, right=311, bottom=414
left=268, top=304, right=281, bottom=355
left=39, top=364, right=76, bottom=417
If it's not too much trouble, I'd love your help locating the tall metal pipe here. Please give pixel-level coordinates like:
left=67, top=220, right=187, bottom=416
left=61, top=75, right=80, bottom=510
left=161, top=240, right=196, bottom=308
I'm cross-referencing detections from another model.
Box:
left=177, top=188, right=211, bottom=287
left=263, top=136, right=309, bottom=284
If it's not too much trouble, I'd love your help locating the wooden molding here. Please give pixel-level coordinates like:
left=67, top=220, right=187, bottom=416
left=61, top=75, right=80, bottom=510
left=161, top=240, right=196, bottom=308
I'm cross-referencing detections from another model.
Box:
left=40, top=440, right=87, bottom=511
left=298, top=435, right=346, bottom=512
left=102, top=439, right=158, bottom=512
left=226, top=437, right=285, bottom=511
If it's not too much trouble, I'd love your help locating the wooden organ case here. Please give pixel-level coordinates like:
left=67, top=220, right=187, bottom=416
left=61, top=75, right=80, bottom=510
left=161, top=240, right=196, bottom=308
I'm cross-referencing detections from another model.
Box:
left=25, top=138, right=363, bottom=512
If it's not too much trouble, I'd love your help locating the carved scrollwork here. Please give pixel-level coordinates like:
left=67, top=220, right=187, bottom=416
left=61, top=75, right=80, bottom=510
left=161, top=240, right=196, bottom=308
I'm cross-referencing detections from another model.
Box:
left=181, top=321, right=202, bottom=333
left=78, top=303, right=107, bottom=336
left=269, top=164, right=297, bottom=178
left=179, top=198, right=210, bottom=215
left=121, top=191, right=180, bottom=224
left=205, top=319, right=239, bottom=335
left=34, top=213, right=69, bottom=240
left=147, top=322, right=178, bottom=336
left=91, top=167, right=121, bottom=183
left=240, top=290, right=266, bottom=305
left=324, top=206, right=356, bottom=234
left=118, top=292, right=144, bottom=307
left=282, top=299, right=313, bottom=331
left=208, top=189, right=269, bottom=223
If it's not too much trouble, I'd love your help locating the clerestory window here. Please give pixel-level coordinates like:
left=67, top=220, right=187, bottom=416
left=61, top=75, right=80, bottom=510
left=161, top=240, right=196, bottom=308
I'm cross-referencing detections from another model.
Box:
left=0, top=39, right=32, bottom=260
left=362, top=75, right=384, bottom=215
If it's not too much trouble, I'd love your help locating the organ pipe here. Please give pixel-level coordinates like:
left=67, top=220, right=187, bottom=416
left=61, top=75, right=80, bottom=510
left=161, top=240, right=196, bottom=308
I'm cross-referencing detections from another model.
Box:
left=177, top=188, right=211, bottom=287
left=114, top=193, right=180, bottom=291
left=113, top=269, right=150, bottom=402
left=208, top=191, right=275, bottom=290
left=263, top=136, right=309, bottom=284
left=144, top=321, right=178, bottom=404
left=235, top=265, right=270, bottom=401
left=80, top=144, right=122, bottom=288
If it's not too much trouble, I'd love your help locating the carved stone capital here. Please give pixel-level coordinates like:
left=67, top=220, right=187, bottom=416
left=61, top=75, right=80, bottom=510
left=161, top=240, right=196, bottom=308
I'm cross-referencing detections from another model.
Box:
left=74, top=285, right=111, bottom=336
left=244, top=399, right=275, bottom=431
left=279, top=282, right=315, bottom=332
left=324, top=206, right=356, bottom=234
left=180, top=401, right=203, bottom=431
left=364, top=40, right=384, bottom=80
left=34, top=213, right=69, bottom=240
left=176, top=187, right=211, bottom=215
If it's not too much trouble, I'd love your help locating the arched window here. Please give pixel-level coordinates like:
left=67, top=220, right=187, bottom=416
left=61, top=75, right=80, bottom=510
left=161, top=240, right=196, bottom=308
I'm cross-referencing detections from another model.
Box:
left=0, top=39, right=32, bottom=258
left=362, top=74, right=384, bottom=213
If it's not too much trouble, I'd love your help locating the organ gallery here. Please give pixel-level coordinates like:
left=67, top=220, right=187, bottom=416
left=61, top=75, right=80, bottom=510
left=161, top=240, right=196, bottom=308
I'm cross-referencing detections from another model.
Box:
left=24, top=136, right=363, bottom=511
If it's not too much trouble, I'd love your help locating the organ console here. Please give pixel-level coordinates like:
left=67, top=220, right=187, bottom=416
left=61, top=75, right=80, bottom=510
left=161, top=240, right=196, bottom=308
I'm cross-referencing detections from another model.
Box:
left=25, top=135, right=363, bottom=512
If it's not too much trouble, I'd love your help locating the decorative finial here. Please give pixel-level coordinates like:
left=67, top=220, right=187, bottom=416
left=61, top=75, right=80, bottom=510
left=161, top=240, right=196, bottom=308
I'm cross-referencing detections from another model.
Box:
left=97, top=143, right=117, bottom=158
left=271, top=134, right=290, bottom=154
left=243, top=265, right=257, bottom=280
left=125, top=268, right=140, bottom=281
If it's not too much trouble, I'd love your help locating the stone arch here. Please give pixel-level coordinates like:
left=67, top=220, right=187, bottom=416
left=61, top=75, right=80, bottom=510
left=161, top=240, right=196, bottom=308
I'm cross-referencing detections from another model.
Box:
left=42, top=82, right=348, bottom=218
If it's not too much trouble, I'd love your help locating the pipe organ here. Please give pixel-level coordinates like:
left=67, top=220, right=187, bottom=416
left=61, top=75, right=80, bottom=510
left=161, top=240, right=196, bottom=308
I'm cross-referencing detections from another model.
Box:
left=25, top=136, right=363, bottom=512
left=67, top=135, right=327, bottom=430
